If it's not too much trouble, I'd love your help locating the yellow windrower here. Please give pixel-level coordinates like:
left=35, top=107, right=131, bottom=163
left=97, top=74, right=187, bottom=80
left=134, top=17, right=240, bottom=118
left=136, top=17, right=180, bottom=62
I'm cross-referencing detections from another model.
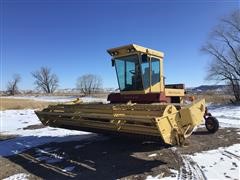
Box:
left=35, top=44, right=219, bottom=145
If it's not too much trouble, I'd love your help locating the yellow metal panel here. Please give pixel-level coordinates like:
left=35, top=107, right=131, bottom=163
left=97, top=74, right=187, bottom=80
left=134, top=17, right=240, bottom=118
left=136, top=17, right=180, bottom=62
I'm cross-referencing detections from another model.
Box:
left=155, top=99, right=205, bottom=145
left=35, top=99, right=206, bottom=146
left=165, top=88, right=185, bottom=97
left=179, top=99, right=205, bottom=127
left=132, top=44, right=164, bottom=58
left=160, top=59, right=164, bottom=92
left=149, top=82, right=161, bottom=93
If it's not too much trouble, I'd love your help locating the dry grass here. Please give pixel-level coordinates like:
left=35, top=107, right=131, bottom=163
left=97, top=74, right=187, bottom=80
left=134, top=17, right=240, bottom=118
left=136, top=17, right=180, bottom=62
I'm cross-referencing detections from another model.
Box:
left=193, top=93, right=233, bottom=104
left=0, top=92, right=233, bottom=110
left=0, top=98, right=54, bottom=110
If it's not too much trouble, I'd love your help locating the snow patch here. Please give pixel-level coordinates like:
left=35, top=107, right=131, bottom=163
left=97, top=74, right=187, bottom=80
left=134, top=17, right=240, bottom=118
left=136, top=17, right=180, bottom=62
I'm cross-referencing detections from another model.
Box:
left=62, top=166, right=75, bottom=172
left=0, top=109, right=39, bottom=133
left=189, top=144, right=240, bottom=180
left=3, top=173, right=30, bottom=180
left=146, top=169, right=178, bottom=180
left=159, top=145, right=240, bottom=180
left=148, top=153, right=157, bottom=157
left=0, top=109, right=97, bottom=156
left=208, top=105, right=240, bottom=128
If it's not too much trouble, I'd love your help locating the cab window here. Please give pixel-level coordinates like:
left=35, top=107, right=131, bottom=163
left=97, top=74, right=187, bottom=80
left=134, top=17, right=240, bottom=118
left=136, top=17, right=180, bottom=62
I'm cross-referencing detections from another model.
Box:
left=115, top=55, right=143, bottom=91
left=141, top=54, right=150, bottom=89
left=151, top=58, right=160, bottom=85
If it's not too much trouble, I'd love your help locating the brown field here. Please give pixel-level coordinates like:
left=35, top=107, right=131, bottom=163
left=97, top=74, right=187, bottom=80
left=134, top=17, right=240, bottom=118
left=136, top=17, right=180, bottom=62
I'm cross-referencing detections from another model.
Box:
left=193, top=93, right=233, bottom=104
left=0, top=92, right=232, bottom=111
left=0, top=98, right=53, bottom=110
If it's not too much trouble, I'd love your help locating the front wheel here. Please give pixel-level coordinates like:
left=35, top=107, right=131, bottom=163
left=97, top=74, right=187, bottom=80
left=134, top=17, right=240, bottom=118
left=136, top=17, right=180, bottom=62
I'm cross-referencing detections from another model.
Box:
left=205, top=116, right=219, bottom=133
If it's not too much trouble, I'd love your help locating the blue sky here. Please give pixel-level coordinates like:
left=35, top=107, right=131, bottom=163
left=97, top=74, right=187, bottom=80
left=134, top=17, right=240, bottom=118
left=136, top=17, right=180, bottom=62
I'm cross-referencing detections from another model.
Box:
left=1, top=0, right=238, bottom=90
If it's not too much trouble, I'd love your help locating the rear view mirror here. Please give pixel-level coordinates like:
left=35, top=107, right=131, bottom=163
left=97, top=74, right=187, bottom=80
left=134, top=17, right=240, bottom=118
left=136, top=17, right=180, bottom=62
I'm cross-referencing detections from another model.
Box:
left=111, top=59, right=115, bottom=67
left=142, top=54, right=148, bottom=63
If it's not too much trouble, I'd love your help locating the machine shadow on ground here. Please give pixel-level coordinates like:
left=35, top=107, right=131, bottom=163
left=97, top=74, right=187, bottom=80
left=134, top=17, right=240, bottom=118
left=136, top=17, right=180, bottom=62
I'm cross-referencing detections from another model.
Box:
left=3, top=127, right=240, bottom=179
left=4, top=135, right=177, bottom=180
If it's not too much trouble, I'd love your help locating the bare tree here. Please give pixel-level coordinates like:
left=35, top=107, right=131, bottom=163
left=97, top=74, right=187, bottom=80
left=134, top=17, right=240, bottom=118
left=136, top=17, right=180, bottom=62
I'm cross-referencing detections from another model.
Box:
left=202, top=10, right=240, bottom=102
left=32, top=67, right=59, bottom=93
left=76, top=74, right=102, bottom=95
left=7, top=74, right=21, bottom=95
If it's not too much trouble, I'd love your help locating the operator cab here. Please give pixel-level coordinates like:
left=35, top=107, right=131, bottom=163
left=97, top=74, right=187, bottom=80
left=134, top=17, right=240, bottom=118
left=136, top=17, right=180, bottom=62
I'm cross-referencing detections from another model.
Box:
left=107, top=44, right=185, bottom=103
left=108, top=44, right=164, bottom=93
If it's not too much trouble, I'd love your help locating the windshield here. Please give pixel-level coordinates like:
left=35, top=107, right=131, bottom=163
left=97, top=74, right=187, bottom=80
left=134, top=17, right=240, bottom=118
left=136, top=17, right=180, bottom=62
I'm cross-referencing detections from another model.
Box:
left=115, top=55, right=143, bottom=91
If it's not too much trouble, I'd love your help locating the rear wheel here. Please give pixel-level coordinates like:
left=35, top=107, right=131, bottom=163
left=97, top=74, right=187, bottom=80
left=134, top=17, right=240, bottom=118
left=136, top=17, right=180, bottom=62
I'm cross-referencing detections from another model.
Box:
left=205, top=116, right=219, bottom=133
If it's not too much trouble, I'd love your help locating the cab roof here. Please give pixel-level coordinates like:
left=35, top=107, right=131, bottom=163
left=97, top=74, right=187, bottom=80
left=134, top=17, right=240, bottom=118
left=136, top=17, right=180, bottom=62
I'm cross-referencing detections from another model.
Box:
left=107, top=44, right=164, bottom=59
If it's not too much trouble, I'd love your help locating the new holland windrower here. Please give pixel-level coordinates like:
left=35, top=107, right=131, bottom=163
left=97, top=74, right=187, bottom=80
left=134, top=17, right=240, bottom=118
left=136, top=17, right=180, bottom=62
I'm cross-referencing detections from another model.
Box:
left=35, top=44, right=219, bottom=145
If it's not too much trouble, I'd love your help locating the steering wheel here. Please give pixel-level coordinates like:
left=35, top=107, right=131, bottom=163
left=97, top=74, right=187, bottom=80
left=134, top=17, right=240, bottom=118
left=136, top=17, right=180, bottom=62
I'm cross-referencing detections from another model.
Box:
left=129, top=70, right=135, bottom=75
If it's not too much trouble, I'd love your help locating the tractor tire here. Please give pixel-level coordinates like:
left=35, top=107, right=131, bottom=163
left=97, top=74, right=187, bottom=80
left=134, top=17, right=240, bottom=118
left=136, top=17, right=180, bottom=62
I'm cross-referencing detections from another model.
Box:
left=205, top=116, right=219, bottom=133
